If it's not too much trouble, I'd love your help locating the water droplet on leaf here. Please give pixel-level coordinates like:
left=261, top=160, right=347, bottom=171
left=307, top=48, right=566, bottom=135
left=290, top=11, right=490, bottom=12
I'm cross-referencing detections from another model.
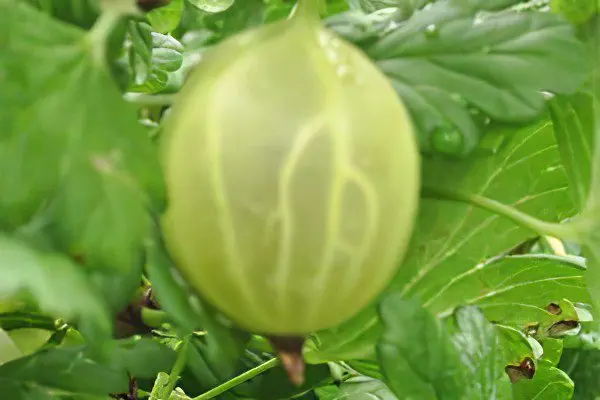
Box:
left=423, top=24, right=439, bottom=38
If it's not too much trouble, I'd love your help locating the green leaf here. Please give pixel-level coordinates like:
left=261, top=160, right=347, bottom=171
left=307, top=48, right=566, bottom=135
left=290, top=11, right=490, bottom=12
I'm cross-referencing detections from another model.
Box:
left=541, top=338, right=564, bottom=366
left=548, top=92, right=596, bottom=211
left=179, top=0, right=265, bottom=39
left=426, top=254, right=589, bottom=333
left=152, top=31, right=185, bottom=51
left=324, top=0, right=350, bottom=16
left=0, top=381, right=54, bottom=400
left=496, top=324, right=537, bottom=365
left=147, top=0, right=185, bottom=33
left=349, top=0, right=428, bottom=13
left=24, top=0, right=99, bottom=29
left=550, top=0, right=598, bottom=25
left=145, top=227, right=250, bottom=392
left=452, top=307, right=512, bottom=399
left=549, top=20, right=600, bottom=323
left=348, top=359, right=384, bottom=379
left=325, top=8, right=404, bottom=46
left=316, top=385, right=343, bottom=400
left=150, top=371, right=172, bottom=399
left=145, top=231, right=203, bottom=334
left=0, top=338, right=174, bottom=396
left=560, top=347, right=600, bottom=399
left=189, top=0, right=235, bottom=13
left=129, top=66, right=170, bottom=92
left=0, top=235, right=112, bottom=344
left=152, top=47, right=183, bottom=71
left=150, top=371, right=193, bottom=400
left=363, top=2, right=591, bottom=154
left=564, top=98, right=600, bottom=327
left=580, top=15, right=600, bottom=98
left=0, top=2, right=164, bottom=274
left=317, top=376, right=397, bottom=400
left=128, top=21, right=154, bottom=85
left=0, top=347, right=126, bottom=395
left=305, top=305, right=382, bottom=363
left=90, top=253, right=145, bottom=312
left=512, top=359, right=574, bottom=400
left=397, top=120, right=576, bottom=314
left=0, top=328, right=23, bottom=366
left=8, top=328, right=53, bottom=356
left=309, top=119, right=578, bottom=364
left=127, top=27, right=184, bottom=93
left=377, top=295, right=467, bottom=400
left=113, top=337, right=177, bottom=379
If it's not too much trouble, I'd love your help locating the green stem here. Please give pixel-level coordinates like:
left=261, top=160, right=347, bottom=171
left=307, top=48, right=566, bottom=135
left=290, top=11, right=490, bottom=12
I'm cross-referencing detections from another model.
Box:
left=192, top=358, right=280, bottom=400
left=0, top=313, right=59, bottom=332
left=422, top=186, right=577, bottom=240
left=164, top=335, right=190, bottom=396
left=85, top=9, right=122, bottom=65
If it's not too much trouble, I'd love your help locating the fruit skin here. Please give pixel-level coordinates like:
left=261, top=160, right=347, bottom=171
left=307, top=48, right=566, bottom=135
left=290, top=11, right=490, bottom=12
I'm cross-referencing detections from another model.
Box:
left=161, top=2, right=420, bottom=335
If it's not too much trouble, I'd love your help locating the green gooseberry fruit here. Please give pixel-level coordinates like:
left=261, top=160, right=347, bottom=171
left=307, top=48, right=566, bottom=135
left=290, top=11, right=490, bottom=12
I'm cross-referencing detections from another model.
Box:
left=161, top=0, right=421, bottom=335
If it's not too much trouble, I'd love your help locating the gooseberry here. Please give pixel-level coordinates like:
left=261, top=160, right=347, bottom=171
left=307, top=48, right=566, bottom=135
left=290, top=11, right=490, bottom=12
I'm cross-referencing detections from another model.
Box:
left=161, top=0, right=420, bottom=336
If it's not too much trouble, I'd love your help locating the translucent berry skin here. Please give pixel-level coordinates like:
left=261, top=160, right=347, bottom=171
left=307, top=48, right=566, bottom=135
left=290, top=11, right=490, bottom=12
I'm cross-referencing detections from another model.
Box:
left=161, top=7, right=421, bottom=335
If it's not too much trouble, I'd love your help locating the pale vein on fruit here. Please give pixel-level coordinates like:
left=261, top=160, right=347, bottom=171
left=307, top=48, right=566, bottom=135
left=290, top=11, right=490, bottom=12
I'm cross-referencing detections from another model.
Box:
left=206, top=96, right=271, bottom=327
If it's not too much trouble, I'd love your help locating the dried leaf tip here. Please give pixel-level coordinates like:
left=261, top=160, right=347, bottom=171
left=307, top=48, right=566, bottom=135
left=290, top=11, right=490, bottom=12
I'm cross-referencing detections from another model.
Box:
left=267, top=335, right=306, bottom=386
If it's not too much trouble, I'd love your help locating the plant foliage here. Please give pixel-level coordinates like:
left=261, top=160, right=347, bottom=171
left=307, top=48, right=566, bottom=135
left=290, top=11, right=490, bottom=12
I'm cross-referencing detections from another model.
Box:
left=0, top=0, right=599, bottom=399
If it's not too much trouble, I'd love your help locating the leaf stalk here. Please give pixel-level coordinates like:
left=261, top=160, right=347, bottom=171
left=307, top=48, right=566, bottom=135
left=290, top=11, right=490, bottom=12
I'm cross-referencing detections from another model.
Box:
left=163, top=335, right=190, bottom=396
left=192, top=357, right=280, bottom=400
left=421, top=186, right=578, bottom=240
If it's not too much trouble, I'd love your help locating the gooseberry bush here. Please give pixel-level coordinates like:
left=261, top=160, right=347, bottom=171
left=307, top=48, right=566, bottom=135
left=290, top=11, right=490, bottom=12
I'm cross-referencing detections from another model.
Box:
left=1, top=0, right=599, bottom=399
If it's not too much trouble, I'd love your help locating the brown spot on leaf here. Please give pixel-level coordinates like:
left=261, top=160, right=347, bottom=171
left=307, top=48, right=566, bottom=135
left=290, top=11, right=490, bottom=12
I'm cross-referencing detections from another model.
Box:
left=72, top=253, right=86, bottom=265
left=505, top=357, right=535, bottom=383
left=547, top=320, right=579, bottom=337
left=267, top=335, right=306, bottom=386
left=546, top=303, right=562, bottom=315
left=524, top=322, right=540, bottom=336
